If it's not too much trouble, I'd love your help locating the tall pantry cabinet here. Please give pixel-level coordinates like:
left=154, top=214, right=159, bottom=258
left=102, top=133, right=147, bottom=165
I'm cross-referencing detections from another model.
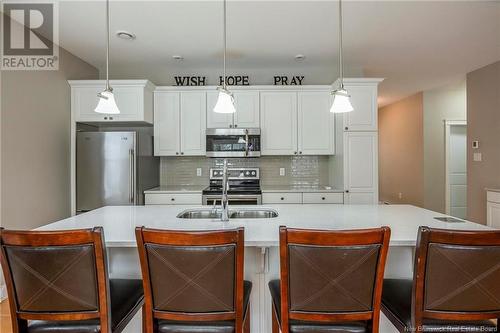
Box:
left=331, top=78, right=382, bottom=204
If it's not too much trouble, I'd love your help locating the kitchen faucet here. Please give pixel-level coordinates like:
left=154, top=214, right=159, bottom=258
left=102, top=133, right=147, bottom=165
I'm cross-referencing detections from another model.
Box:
left=221, top=159, right=230, bottom=221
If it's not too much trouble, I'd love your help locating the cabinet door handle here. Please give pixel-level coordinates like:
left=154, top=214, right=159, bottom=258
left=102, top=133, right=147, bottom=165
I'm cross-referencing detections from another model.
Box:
left=229, top=124, right=233, bottom=128
left=104, top=117, right=108, bottom=120
left=294, top=151, right=297, bottom=155
left=322, top=197, right=326, bottom=200
left=175, top=152, right=179, bottom=155
left=345, top=126, right=349, bottom=131
left=345, top=190, right=350, bottom=193
left=234, top=124, right=238, bottom=128
left=181, top=152, right=184, bottom=155
left=280, top=197, right=284, bottom=200
left=299, top=151, right=302, bottom=154
left=171, top=198, right=175, bottom=201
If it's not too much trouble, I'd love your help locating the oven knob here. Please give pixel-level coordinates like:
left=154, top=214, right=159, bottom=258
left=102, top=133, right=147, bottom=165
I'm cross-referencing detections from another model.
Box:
left=251, top=171, right=256, bottom=176
left=245, top=171, right=250, bottom=176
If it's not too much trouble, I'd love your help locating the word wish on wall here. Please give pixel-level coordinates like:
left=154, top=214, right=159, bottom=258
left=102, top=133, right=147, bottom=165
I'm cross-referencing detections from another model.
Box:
left=173, top=75, right=305, bottom=86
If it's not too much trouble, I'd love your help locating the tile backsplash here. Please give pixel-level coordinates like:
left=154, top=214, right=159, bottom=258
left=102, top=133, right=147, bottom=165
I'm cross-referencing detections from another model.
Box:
left=160, top=156, right=331, bottom=186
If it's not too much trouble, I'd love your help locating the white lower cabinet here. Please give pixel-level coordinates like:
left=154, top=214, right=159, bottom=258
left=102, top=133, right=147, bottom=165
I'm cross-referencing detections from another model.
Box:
left=262, top=192, right=302, bottom=204
left=154, top=91, right=206, bottom=156
left=145, top=193, right=202, bottom=205
left=487, top=190, right=500, bottom=228
left=343, top=132, right=378, bottom=204
left=303, top=192, right=343, bottom=204
left=262, top=192, right=344, bottom=204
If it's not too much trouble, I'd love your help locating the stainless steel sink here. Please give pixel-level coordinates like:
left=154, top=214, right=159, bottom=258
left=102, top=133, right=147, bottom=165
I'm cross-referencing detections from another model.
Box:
left=176, top=208, right=278, bottom=219
left=229, top=209, right=278, bottom=219
left=176, top=209, right=222, bottom=219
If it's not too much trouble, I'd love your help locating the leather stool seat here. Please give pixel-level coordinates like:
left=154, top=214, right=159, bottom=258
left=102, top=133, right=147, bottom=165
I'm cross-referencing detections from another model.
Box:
left=157, top=281, right=252, bottom=333
left=27, top=279, right=144, bottom=333
left=269, top=280, right=368, bottom=333
left=382, top=279, right=498, bottom=332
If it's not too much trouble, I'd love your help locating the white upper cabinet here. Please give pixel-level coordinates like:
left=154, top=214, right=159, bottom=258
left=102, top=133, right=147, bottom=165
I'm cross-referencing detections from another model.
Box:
left=233, top=91, right=260, bottom=128
left=206, top=90, right=260, bottom=128
left=298, top=91, right=335, bottom=155
left=70, top=80, right=154, bottom=123
left=154, top=91, right=206, bottom=156
left=206, top=91, right=233, bottom=128
left=343, top=131, right=378, bottom=203
left=260, top=91, right=298, bottom=155
left=180, top=92, right=206, bottom=156
left=342, top=81, right=379, bottom=131
left=154, top=92, right=180, bottom=156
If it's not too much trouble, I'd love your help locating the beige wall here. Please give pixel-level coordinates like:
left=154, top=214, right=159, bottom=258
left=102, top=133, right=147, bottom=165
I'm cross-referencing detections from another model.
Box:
left=1, top=48, right=98, bottom=230
left=379, top=93, right=424, bottom=206
left=466, top=61, right=500, bottom=225
left=423, top=80, right=467, bottom=213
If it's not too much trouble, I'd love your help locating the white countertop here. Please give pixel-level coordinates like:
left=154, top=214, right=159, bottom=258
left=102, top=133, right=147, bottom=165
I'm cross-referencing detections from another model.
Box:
left=37, top=205, right=492, bottom=247
left=261, top=185, right=343, bottom=193
left=144, top=185, right=205, bottom=194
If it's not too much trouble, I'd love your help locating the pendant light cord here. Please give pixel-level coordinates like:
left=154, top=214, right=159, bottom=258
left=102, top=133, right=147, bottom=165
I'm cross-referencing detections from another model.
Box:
left=106, top=0, right=110, bottom=91
left=338, top=0, right=344, bottom=89
left=222, top=0, right=227, bottom=90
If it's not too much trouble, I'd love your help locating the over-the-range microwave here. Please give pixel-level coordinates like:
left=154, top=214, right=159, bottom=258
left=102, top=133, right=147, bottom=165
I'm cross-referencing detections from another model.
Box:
left=206, top=128, right=261, bottom=157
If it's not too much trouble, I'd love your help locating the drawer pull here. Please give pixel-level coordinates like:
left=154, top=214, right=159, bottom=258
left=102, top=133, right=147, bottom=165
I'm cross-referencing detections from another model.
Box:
left=280, top=197, right=284, bottom=200
left=171, top=198, right=175, bottom=201
left=322, top=197, right=326, bottom=200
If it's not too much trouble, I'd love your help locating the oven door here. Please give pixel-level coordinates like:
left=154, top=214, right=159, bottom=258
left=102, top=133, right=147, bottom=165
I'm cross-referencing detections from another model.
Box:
left=203, top=194, right=262, bottom=205
left=206, top=128, right=261, bottom=157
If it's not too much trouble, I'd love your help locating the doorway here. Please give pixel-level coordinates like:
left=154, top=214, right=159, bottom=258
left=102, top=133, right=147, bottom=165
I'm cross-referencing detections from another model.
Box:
left=445, top=120, right=467, bottom=219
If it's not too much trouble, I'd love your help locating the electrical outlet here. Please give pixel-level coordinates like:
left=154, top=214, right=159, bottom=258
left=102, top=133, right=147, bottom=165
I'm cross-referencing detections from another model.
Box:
left=279, top=168, right=285, bottom=176
left=473, top=152, right=482, bottom=162
left=196, top=168, right=202, bottom=176
left=472, top=141, right=479, bottom=149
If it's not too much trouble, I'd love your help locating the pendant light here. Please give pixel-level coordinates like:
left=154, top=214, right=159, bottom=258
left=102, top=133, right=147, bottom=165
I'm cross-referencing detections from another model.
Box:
left=95, top=0, right=120, bottom=114
left=330, top=0, right=354, bottom=113
left=213, top=0, right=236, bottom=114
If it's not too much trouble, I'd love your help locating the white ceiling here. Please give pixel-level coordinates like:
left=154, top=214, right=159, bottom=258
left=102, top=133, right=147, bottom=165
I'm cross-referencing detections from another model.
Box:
left=55, top=0, right=500, bottom=106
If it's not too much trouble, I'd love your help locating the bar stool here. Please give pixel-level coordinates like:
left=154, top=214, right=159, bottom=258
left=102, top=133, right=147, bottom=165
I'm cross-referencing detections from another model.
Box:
left=382, top=226, right=500, bottom=332
left=0, top=227, right=144, bottom=333
left=135, top=227, right=252, bottom=333
left=269, top=226, right=391, bottom=333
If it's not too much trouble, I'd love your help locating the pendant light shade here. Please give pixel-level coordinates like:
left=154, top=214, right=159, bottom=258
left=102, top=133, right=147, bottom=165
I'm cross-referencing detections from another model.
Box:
left=95, top=0, right=120, bottom=114
left=214, top=88, right=236, bottom=114
left=214, top=0, right=235, bottom=114
left=95, top=90, right=120, bottom=114
left=330, top=89, right=354, bottom=113
left=330, top=0, right=353, bottom=114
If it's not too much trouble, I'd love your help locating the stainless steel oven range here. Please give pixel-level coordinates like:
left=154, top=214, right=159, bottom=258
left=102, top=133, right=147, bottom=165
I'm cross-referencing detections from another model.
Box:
left=202, top=167, right=261, bottom=205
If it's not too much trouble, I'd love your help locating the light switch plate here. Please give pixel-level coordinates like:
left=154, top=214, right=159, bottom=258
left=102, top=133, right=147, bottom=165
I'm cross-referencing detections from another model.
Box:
left=196, top=168, right=202, bottom=176
left=473, top=152, right=482, bottom=162
left=279, top=168, right=285, bottom=176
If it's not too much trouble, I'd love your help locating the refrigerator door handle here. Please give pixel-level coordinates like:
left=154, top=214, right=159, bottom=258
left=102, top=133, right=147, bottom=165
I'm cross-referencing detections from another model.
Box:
left=129, top=149, right=135, bottom=203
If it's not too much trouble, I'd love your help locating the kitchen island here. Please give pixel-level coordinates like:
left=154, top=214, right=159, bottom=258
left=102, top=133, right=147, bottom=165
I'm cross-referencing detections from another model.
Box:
left=38, top=204, right=492, bottom=333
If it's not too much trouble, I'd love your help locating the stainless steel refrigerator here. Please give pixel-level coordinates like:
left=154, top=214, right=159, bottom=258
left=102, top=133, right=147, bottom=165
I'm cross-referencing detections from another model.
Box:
left=76, top=131, right=159, bottom=213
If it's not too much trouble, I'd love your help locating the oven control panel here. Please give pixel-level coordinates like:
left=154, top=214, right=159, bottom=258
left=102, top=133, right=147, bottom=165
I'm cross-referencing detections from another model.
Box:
left=209, top=168, right=260, bottom=180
